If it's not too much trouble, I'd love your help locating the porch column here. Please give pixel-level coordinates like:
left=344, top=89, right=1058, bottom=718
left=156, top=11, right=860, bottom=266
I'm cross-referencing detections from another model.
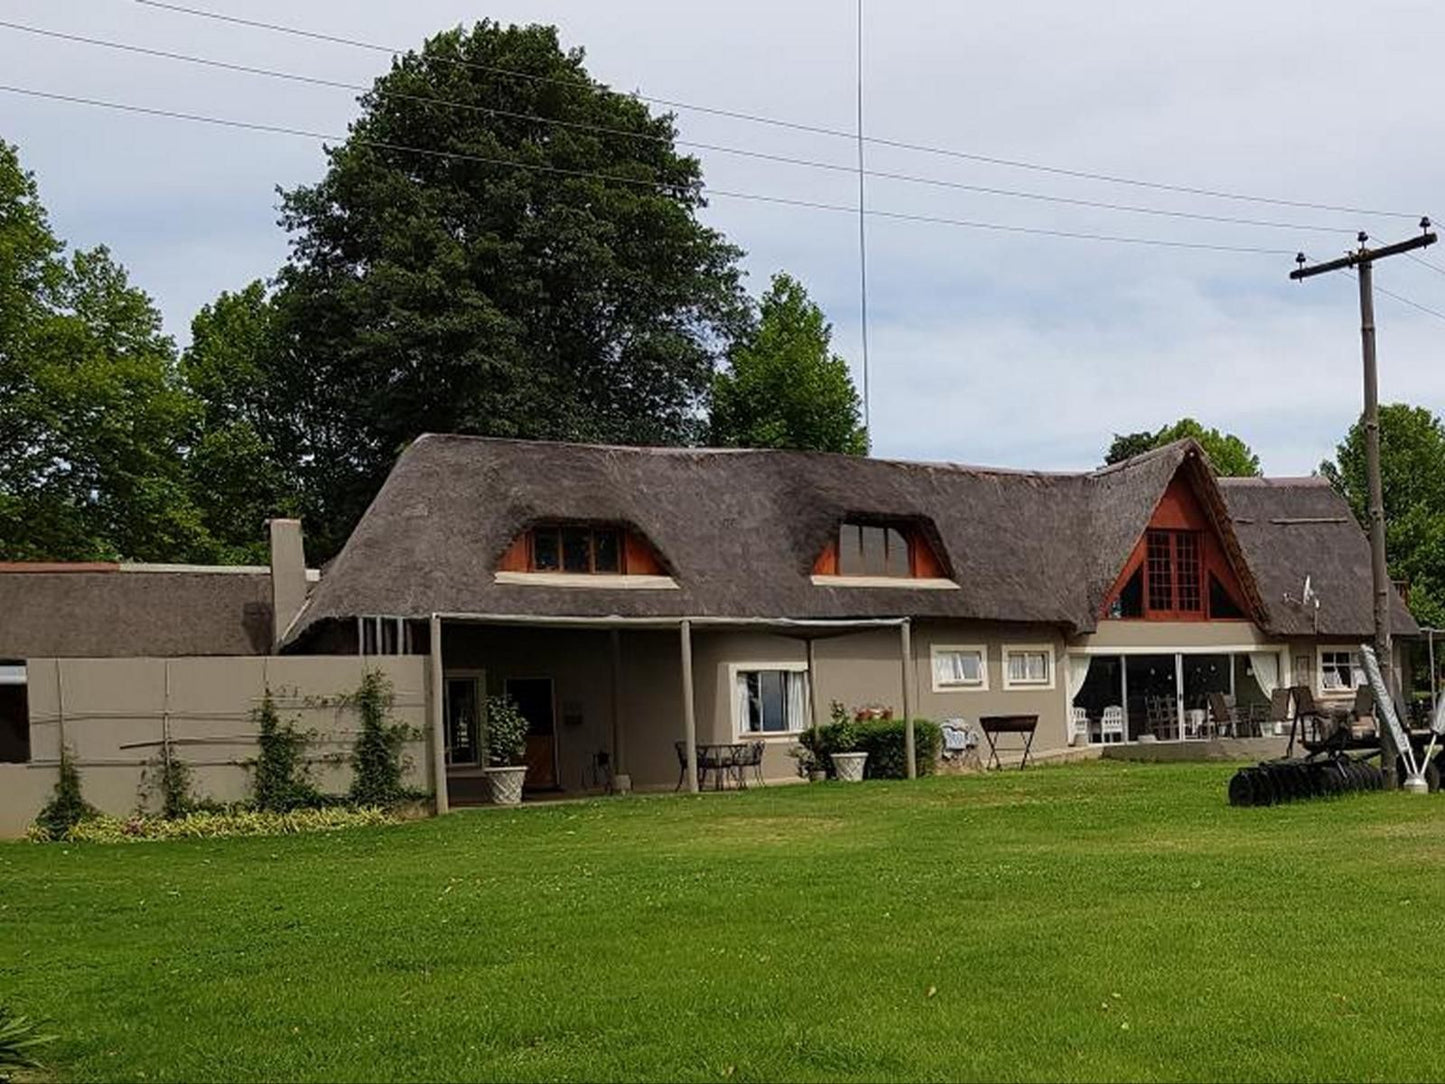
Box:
left=806, top=637, right=821, bottom=735
left=429, top=614, right=450, bottom=815
left=609, top=629, right=625, bottom=783
left=680, top=619, right=699, bottom=793
left=900, top=619, right=917, bottom=779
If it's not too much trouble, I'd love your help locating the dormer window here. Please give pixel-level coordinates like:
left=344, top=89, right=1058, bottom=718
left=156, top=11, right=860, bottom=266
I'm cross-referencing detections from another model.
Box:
left=811, top=518, right=953, bottom=587
left=531, top=525, right=622, bottom=574
left=496, top=521, right=670, bottom=585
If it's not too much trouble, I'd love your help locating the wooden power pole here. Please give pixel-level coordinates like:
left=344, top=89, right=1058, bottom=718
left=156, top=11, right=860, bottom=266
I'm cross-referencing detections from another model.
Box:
left=1291, top=221, right=1436, bottom=787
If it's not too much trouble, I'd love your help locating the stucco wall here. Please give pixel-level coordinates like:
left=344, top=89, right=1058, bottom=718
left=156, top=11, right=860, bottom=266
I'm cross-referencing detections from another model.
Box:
left=4, top=655, right=430, bottom=838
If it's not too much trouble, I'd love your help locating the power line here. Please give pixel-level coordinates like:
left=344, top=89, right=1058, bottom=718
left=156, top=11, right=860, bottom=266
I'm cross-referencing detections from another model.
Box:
left=0, top=19, right=1366, bottom=237
left=0, top=83, right=1300, bottom=256
left=128, top=0, right=1423, bottom=222
left=1336, top=266, right=1445, bottom=324
left=1404, top=250, right=1445, bottom=279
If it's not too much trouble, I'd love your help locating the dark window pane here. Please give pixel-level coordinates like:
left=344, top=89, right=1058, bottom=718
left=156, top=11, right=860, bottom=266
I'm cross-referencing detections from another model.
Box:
left=1146, top=531, right=1173, bottom=611
left=445, top=679, right=478, bottom=764
left=593, top=529, right=620, bottom=573
left=860, top=525, right=887, bottom=575
left=837, top=524, right=865, bottom=575
left=562, top=527, right=591, bottom=572
left=1209, top=572, right=1245, bottom=619
left=758, top=670, right=786, bottom=732
left=533, top=529, right=560, bottom=571
left=884, top=527, right=910, bottom=576
left=1176, top=532, right=1201, bottom=611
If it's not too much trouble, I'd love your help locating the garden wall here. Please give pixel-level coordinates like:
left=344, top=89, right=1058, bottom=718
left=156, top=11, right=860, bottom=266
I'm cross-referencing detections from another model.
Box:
left=1, top=655, right=431, bottom=837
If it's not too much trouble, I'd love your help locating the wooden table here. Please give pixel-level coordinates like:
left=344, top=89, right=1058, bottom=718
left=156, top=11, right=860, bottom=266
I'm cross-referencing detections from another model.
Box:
left=979, top=715, right=1039, bottom=770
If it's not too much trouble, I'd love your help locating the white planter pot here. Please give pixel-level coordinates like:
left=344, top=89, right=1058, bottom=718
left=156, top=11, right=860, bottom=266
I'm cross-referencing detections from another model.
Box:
left=485, top=765, right=528, bottom=806
left=831, top=751, right=868, bottom=782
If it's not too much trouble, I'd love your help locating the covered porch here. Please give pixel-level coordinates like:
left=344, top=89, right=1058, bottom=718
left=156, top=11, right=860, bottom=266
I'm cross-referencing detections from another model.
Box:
left=425, top=613, right=921, bottom=809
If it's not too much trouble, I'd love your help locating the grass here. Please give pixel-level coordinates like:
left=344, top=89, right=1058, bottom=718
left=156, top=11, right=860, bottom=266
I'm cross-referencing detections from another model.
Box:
left=3, top=761, right=1445, bottom=1082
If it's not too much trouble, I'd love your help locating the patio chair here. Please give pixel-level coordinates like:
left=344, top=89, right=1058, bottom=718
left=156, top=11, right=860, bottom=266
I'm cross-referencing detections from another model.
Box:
left=1348, top=685, right=1377, bottom=740
left=673, top=740, right=714, bottom=790
left=1100, top=705, right=1125, bottom=743
left=745, top=740, right=766, bottom=786
left=1070, top=706, right=1090, bottom=746
left=941, top=721, right=970, bottom=759
left=1207, top=692, right=1239, bottom=739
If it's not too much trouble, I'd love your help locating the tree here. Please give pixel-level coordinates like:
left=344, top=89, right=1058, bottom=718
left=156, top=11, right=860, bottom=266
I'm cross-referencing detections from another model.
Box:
left=1104, top=417, right=1262, bottom=476
left=181, top=282, right=297, bottom=563
left=0, top=140, right=219, bottom=562
left=257, top=20, right=748, bottom=556
left=1320, top=404, right=1445, bottom=627
left=709, top=272, right=867, bottom=455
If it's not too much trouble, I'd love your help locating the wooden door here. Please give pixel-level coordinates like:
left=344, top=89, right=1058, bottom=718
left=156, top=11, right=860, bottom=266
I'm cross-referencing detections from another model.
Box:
left=506, top=677, right=557, bottom=790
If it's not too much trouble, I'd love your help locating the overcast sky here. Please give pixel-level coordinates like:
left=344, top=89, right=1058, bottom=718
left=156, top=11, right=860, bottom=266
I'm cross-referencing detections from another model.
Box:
left=3, top=0, right=1443, bottom=475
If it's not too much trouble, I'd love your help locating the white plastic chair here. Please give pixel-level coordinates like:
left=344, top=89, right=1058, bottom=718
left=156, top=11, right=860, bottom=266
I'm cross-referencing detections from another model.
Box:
left=1101, top=705, right=1125, bottom=744
left=1070, top=706, right=1090, bottom=746
left=941, top=720, right=970, bottom=759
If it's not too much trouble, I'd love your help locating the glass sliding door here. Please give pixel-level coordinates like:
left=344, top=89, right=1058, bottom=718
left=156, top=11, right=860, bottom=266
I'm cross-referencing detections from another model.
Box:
left=1124, top=655, right=1178, bottom=741
left=1181, top=654, right=1231, bottom=739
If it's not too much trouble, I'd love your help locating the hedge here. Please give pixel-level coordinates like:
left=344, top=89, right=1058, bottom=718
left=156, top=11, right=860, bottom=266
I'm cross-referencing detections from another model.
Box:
left=857, top=718, right=941, bottom=779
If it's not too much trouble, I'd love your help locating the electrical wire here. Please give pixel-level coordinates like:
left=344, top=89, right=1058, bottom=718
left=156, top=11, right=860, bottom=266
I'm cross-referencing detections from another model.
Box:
left=0, top=83, right=1300, bottom=255
left=0, top=19, right=1366, bottom=237
left=128, top=0, right=1423, bottom=221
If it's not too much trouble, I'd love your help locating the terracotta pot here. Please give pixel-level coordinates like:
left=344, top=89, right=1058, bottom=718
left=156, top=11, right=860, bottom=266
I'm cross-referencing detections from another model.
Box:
left=830, top=751, right=868, bottom=782
left=485, top=765, right=528, bottom=806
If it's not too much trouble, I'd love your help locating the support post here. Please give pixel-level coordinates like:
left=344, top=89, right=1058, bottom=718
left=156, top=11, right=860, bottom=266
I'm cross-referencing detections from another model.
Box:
left=429, top=614, right=449, bottom=815
left=806, top=637, right=821, bottom=735
left=609, top=629, right=624, bottom=785
left=901, top=619, right=916, bottom=779
left=680, top=619, right=698, bottom=793
left=1430, top=630, right=1438, bottom=719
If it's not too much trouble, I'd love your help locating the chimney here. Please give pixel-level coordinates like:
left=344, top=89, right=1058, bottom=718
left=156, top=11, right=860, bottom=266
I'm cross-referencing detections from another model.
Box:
left=268, top=518, right=308, bottom=652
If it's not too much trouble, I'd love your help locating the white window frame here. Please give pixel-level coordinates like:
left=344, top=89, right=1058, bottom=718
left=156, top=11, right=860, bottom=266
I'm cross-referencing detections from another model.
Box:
left=1002, top=644, right=1056, bottom=691
left=728, top=661, right=811, bottom=740
left=930, top=644, right=989, bottom=692
left=1316, top=646, right=1366, bottom=695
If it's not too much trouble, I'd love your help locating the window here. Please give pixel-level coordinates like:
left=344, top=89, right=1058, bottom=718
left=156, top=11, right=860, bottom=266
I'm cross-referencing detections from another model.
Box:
left=837, top=523, right=912, bottom=577
left=931, top=645, right=987, bottom=691
left=1003, top=645, right=1055, bottom=690
left=529, top=525, right=623, bottom=574
left=1208, top=572, right=1246, bottom=619
left=1145, top=530, right=1201, bottom=615
left=1319, top=650, right=1366, bottom=692
left=358, top=616, right=411, bottom=655
left=0, top=663, right=28, bottom=764
left=734, top=667, right=809, bottom=735
left=444, top=675, right=481, bottom=765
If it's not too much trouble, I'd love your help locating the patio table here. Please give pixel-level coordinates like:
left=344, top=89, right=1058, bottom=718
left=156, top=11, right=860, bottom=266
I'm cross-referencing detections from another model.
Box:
left=979, top=714, right=1039, bottom=770
left=676, top=741, right=765, bottom=790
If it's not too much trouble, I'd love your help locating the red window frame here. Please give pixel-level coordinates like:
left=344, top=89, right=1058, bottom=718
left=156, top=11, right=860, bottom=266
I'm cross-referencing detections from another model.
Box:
left=1144, top=529, right=1202, bottom=617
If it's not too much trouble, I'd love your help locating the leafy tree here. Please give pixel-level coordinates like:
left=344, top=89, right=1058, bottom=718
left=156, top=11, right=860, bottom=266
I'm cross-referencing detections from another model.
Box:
left=181, top=283, right=297, bottom=562
left=0, top=140, right=218, bottom=561
left=709, top=272, right=867, bottom=455
left=254, top=20, right=748, bottom=556
left=1104, top=417, right=1261, bottom=477
left=1321, top=404, right=1445, bottom=627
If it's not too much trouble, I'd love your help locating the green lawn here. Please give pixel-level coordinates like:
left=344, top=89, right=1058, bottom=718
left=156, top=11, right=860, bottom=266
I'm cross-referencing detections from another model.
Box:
left=4, top=762, right=1445, bottom=1083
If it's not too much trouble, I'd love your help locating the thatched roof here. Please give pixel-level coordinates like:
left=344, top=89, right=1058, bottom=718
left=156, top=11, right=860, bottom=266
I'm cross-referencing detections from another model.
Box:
left=0, top=568, right=274, bottom=658
left=1219, top=477, right=1417, bottom=638
left=289, top=433, right=1408, bottom=644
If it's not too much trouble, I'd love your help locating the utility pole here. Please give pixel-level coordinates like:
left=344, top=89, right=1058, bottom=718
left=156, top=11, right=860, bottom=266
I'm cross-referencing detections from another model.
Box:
left=1291, top=221, right=1436, bottom=788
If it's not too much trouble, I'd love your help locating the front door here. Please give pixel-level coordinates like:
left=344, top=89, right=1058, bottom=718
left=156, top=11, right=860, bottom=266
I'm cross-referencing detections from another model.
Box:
left=505, top=677, right=557, bottom=789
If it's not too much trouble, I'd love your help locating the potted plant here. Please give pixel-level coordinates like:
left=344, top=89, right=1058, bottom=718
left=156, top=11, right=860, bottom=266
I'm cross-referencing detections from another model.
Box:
left=789, top=736, right=829, bottom=783
left=825, top=701, right=868, bottom=782
left=484, top=693, right=530, bottom=805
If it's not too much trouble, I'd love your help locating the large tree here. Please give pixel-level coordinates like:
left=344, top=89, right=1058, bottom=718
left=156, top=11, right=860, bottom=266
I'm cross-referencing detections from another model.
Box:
left=709, top=272, right=867, bottom=455
left=1105, top=418, right=1262, bottom=477
left=261, top=20, right=748, bottom=555
left=0, top=141, right=218, bottom=562
left=1321, top=404, right=1445, bottom=627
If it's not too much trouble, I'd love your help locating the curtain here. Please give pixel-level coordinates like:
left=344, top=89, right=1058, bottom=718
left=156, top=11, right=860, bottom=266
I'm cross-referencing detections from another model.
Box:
left=1066, top=655, right=1091, bottom=704
left=736, top=673, right=754, bottom=735
left=786, top=671, right=810, bottom=733
left=1248, top=651, right=1280, bottom=698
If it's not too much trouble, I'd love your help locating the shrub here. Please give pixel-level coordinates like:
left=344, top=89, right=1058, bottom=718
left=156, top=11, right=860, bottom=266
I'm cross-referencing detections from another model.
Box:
left=0, top=1006, right=55, bottom=1081
left=349, top=671, right=411, bottom=806
left=140, top=744, right=198, bottom=820
left=793, top=702, right=861, bottom=778
left=250, top=688, right=320, bottom=812
left=856, top=717, right=942, bottom=779
left=32, top=745, right=97, bottom=840
left=485, top=693, right=529, bottom=767
left=32, top=806, right=397, bottom=844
